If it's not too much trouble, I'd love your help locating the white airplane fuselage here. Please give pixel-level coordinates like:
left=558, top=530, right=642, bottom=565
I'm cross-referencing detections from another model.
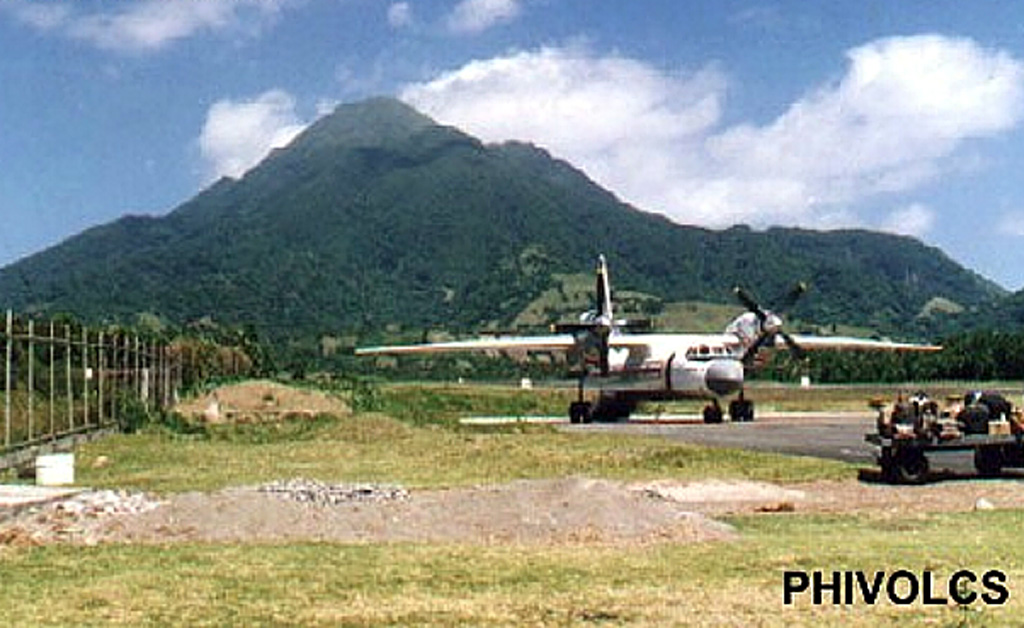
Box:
left=586, top=333, right=746, bottom=399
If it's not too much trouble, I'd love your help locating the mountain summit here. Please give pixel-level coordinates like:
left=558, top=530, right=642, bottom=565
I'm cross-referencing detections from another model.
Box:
left=0, top=97, right=1001, bottom=349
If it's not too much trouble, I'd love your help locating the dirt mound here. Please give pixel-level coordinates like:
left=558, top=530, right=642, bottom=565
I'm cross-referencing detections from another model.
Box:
left=1, top=478, right=737, bottom=547
left=174, top=380, right=350, bottom=423
left=9, top=476, right=1021, bottom=548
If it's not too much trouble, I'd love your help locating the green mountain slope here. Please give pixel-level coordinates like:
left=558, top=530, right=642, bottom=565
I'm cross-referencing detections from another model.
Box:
left=0, top=98, right=1004, bottom=350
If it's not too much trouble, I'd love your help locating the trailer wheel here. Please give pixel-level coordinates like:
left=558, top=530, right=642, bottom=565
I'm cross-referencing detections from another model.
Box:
left=894, top=450, right=929, bottom=484
left=974, top=447, right=1004, bottom=477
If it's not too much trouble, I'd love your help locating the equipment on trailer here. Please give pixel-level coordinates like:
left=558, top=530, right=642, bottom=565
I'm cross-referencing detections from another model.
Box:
left=866, top=390, right=1024, bottom=483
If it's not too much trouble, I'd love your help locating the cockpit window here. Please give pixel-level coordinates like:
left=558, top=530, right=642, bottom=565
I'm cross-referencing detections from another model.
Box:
left=687, top=344, right=727, bottom=360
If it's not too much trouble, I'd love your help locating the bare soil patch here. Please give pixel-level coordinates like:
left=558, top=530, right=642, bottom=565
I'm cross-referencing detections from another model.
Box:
left=636, top=477, right=1024, bottom=517
left=0, top=478, right=735, bottom=547
left=173, top=380, right=350, bottom=423
left=3, top=476, right=1022, bottom=548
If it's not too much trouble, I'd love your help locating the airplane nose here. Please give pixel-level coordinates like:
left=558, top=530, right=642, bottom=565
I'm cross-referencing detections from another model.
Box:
left=705, top=359, right=744, bottom=396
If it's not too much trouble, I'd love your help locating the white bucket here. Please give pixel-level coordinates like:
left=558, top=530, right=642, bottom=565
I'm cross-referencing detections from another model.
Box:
left=36, top=453, right=75, bottom=487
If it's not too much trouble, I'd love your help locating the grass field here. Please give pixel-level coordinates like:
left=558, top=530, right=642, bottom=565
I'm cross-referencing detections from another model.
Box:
left=1, top=510, right=1020, bottom=625
left=3, top=381, right=1023, bottom=626
left=72, top=410, right=853, bottom=493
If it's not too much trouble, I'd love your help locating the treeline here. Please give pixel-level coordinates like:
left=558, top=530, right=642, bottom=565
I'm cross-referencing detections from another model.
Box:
left=759, top=330, right=1024, bottom=384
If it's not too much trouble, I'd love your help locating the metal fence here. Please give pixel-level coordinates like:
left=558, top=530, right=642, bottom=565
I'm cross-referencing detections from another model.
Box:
left=2, top=310, right=179, bottom=461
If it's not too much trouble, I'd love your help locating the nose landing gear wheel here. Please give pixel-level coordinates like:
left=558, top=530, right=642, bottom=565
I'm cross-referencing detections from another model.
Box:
left=729, top=398, right=755, bottom=422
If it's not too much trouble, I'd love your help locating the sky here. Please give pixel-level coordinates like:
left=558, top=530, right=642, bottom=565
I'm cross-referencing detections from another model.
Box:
left=4, top=1, right=1024, bottom=291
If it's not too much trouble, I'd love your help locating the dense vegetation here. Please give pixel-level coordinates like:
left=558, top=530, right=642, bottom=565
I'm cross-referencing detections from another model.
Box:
left=0, top=97, right=1016, bottom=370
left=740, top=329, right=1023, bottom=385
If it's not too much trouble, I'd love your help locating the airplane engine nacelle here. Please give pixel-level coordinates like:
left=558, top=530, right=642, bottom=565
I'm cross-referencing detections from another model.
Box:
left=669, top=358, right=744, bottom=397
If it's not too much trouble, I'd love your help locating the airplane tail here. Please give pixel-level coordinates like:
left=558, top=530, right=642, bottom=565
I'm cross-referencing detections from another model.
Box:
left=551, top=255, right=620, bottom=375
left=550, top=255, right=654, bottom=375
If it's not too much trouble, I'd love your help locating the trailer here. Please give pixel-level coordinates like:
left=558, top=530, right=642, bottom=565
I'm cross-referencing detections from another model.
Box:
left=865, top=390, right=1024, bottom=483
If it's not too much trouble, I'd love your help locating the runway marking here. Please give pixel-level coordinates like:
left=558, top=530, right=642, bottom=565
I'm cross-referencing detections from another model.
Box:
left=460, top=411, right=872, bottom=426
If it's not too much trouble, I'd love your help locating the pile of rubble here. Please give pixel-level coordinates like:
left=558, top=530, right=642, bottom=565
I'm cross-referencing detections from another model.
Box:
left=0, top=489, right=164, bottom=546
left=256, top=478, right=409, bottom=506
left=50, top=489, right=164, bottom=518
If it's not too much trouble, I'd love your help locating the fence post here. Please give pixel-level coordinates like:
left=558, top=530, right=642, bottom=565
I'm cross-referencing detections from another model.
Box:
left=162, top=344, right=170, bottom=409
left=49, top=321, right=55, bottom=438
left=142, top=340, right=150, bottom=410
left=123, top=334, right=130, bottom=418
left=98, top=331, right=105, bottom=427
left=133, top=333, right=139, bottom=401
left=65, top=325, right=73, bottom=431
left=4, top=310, right=11, bottom=448
left=27, top=319, right=34, bottom=441
left=110, top=334, right=117, bottom=428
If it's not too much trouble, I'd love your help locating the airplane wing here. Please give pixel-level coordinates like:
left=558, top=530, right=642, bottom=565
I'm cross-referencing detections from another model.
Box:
left=356, top=334, right=578, bottom=356
left=785, top=335, right=941, bottom=352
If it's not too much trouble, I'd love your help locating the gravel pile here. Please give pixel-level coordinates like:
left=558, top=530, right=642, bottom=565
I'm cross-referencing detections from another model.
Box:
left=256, top=479, right=410, bottom=505
left=51, top=490, right=164, bottom=518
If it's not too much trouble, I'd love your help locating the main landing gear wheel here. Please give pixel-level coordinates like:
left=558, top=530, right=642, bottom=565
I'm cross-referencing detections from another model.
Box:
left=703, top=402, right=724, bottom=424
left=569, top=401, right=592, bottom=424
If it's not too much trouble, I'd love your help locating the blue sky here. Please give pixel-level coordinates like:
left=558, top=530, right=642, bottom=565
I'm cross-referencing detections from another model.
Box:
left=4, top=1, right=1024, bottom=290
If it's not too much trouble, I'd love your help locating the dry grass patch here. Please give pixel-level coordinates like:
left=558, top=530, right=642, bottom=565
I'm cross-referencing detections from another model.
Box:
left=2, top=510, right=1022, bottom=626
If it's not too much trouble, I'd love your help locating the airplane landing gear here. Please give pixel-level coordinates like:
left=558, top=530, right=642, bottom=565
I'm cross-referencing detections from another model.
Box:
left=569, top=375, right=591, bottom=424
left=568, top=397, right=636, bottom=423
left=591, top=396, right=636, bottom=422
left=704, top=394, right=755, bottom=423
left=569, top=401, right=592, bottom=424
left=703, top=400, right=724, bottom=424
left=568, top=375, right=636, bottom=423
left=729, top=392, right=755, bottom=422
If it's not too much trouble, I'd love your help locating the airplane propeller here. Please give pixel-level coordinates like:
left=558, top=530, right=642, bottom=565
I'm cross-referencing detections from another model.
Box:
left=554, top=315, right=614, bottom=376
left=734, top=284, right=807, bottom=365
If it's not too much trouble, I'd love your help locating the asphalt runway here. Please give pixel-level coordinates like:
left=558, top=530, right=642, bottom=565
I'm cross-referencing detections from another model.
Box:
left=564, top=413, right=879, bottom=463
left=560, top=413, right=1020, bottom=480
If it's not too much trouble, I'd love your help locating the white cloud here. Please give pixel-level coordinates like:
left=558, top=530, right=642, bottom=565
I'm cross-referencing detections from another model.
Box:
left=387, top=2, right=413, bottom=29
left=401, top=44, right=725, bottom=205
left=4, top=0, right=285, bottom=52
left=880, top=203, right=935, bottom=238
left=710, top=36, right=1024, bottom=211
left=198, top=90, right=309, bottom=181
left=401, top=36, right=1024, bottom=231
left=447, top=0, right=521, bottom=34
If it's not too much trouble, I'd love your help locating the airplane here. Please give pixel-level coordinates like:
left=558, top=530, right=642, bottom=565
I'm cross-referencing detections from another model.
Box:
left=357, top=255, right=941, bottom=423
